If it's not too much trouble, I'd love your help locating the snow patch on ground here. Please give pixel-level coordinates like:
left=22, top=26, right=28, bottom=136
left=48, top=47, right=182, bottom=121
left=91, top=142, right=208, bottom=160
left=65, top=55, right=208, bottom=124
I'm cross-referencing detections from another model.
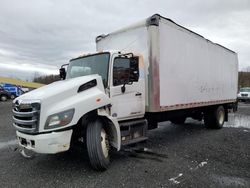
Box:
left=199, top=161, right=207, bottom=167
left=225, top=114, right=250, bottom=129
left=169, top=173, right=183, bottom=184
left=190, top=160, right=208, bottom=170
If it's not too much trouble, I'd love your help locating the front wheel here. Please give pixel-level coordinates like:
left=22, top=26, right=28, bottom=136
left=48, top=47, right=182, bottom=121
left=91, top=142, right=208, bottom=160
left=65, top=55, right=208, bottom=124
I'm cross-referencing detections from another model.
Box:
left=86, top=119, right=110, bottom=171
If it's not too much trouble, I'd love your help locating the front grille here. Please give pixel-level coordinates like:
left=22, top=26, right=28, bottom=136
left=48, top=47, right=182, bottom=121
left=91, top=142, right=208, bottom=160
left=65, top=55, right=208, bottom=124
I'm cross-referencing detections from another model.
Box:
left=241, top=94, right=248, bottom=97
left=12, top=100, right=40, bottom=133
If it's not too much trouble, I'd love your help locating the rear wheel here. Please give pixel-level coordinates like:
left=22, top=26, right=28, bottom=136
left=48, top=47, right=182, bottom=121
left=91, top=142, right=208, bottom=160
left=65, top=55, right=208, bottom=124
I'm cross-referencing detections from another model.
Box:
left=170, top=117, right=186, bottom=124
left=204, top=106, right=225, bottom=129
left=86, top=119, right=110, bottom=171
left=0, top=95, right=7, bottom=101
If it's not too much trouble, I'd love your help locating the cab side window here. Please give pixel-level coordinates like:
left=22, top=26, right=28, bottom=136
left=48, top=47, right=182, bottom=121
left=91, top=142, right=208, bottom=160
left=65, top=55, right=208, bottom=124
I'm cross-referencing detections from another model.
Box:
left=113, top=58, right=130, bottom=86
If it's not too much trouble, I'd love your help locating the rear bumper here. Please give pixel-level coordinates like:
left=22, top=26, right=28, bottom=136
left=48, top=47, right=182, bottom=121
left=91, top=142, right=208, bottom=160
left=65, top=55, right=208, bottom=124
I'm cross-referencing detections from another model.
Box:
left=16, top=130, right=73, bottom=154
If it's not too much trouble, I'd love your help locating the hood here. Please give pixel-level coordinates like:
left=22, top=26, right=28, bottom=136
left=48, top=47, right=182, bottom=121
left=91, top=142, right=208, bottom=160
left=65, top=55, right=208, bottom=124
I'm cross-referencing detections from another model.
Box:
left=15, top=74, right=102, bottom=102
left=239, top=92, right=250, bottom=94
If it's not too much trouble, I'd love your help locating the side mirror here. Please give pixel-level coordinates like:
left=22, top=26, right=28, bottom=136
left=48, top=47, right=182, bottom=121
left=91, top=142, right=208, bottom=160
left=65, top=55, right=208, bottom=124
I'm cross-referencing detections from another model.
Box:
left=59, top=68, right=66, bottom=80
left=129, top=57, right=139, bottom=82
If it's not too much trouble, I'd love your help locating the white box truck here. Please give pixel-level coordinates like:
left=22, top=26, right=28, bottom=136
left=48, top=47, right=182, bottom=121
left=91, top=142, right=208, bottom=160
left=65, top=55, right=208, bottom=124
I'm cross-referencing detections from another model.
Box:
left=13, top=14, right=238, bottom=170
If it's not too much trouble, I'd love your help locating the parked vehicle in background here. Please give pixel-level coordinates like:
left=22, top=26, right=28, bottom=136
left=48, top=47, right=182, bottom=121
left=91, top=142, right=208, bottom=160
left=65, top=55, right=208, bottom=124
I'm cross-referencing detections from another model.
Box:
left=1, top=83, right=23, bottom=99
left=238, top=87, right=250, bottom=102
left=21, top=87, right=30, bottom=93
left=0, top=86, right=11, bottom=101
left=12, top=14, right=238, bottom=171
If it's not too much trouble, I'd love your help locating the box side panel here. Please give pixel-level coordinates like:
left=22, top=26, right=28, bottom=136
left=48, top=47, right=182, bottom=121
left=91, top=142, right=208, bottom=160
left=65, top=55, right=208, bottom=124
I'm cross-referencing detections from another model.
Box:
left=159, top=20, right=238, bottom=110
left=96, top=26, right=150, bottom=107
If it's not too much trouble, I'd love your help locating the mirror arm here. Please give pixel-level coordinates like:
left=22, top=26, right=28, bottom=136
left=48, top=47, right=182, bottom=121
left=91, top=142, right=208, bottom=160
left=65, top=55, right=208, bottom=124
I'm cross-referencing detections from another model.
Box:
left=121, top=84, right=126, bottom=93
left=61, top=63, right=69, bottom=68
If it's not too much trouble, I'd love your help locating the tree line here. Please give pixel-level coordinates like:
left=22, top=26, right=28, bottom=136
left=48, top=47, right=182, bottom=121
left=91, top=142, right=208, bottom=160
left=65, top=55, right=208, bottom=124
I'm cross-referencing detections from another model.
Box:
left=33, top=75, right=60, bottom=84
left=238, top=71, right=250, bottom=88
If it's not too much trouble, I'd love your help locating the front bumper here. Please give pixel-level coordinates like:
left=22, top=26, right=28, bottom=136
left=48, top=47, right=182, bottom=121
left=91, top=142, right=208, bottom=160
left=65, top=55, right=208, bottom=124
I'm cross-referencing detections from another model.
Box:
left=16, top=129, right=73, bottom=154
left=237, top=97, right=250, bottom=101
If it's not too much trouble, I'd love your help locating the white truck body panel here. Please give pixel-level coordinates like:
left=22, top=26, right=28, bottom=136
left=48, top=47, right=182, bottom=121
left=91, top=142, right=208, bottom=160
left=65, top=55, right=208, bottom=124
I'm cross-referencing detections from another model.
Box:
left=96, top=14, right=238, bottom=112
left=158, top=19, right=238, bottom=109
left=15, top=74, right=122, bottom=150
left=15, top=75, right=111, bottom=132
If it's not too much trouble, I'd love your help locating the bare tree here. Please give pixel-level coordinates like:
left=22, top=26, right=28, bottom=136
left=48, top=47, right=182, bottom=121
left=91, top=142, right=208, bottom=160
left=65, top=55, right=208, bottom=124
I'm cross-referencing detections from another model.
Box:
left=33, top=75, right=60, bottom=84
left=238, top=71, right=250, bottom=88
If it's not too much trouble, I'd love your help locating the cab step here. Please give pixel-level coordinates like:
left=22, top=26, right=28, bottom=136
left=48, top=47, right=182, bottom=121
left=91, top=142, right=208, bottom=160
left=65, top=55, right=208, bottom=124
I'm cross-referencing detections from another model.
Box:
left=119, top=119, right=148, bottom=146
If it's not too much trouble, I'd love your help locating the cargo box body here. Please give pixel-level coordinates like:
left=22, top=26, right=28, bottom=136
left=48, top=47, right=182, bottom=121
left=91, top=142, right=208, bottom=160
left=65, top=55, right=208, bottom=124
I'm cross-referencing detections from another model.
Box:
left=96, top=14, right=238, bottom=112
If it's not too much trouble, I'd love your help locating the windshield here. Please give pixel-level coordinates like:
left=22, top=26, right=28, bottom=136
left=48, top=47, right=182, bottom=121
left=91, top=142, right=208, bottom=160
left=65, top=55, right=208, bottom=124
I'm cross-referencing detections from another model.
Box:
left=240, top=88, right=250, bottom=92
left=66, top=53, right=110, bottom=87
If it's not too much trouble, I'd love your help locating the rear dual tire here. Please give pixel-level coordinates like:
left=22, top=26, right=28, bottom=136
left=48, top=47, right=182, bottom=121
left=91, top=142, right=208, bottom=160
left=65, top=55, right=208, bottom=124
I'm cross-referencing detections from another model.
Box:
left=204, top=106, right=225, bottom=129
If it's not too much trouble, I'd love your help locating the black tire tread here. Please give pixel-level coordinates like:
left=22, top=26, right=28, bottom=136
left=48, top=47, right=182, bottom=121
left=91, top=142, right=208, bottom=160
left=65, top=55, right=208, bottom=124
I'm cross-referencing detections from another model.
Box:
left=86, top=120, right=109, bottom=171
left=204, top=106, right=225, bottom=129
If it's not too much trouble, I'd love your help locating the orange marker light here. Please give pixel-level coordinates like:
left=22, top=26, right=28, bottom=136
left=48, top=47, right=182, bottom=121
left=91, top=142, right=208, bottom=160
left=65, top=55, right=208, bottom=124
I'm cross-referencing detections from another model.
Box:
left=96, top=98, right=101, bottom=102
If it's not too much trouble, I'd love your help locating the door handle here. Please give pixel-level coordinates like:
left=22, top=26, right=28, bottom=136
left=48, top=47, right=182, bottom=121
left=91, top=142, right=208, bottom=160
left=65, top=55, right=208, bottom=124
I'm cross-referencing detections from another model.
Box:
left=135, top=92, right=142, bottom=96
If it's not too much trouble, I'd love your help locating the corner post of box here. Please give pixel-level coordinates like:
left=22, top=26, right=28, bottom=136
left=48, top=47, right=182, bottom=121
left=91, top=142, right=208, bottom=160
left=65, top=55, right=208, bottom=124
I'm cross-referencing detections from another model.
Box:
left=146, top=14, right=160, bottom=26
left=146, top=14, right=161, bottom=112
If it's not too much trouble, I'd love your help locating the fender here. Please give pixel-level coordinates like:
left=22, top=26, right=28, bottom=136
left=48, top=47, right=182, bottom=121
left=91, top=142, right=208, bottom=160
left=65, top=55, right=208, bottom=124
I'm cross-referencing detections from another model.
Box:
left=98, top=108, right=121, bottom=151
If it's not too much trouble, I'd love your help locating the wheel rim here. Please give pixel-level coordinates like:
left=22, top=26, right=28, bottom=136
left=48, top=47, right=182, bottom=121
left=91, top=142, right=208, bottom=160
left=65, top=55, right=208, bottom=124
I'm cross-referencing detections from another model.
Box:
left=11, top=95, right=15, bottom=99
left=100, top=128, right=109, bottom=158
left=218, top=110, right=224, bottom=125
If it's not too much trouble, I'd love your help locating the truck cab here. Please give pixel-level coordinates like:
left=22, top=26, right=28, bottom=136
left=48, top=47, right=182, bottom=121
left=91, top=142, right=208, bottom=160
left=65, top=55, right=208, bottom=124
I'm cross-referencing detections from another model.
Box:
left=61, top=52, right=145, bottom=120
left=13, top=51, right=146, bottom=170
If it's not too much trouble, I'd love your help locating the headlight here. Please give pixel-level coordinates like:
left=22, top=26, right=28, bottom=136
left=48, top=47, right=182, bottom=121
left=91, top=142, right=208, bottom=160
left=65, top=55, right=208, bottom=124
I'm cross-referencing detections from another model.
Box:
left=45, top=109, right=75, bottom=129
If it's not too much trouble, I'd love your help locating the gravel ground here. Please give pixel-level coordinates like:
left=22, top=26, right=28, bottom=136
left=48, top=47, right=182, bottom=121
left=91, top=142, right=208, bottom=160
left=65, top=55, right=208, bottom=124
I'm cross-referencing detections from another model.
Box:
left=0, top=101, right=249, bottom=188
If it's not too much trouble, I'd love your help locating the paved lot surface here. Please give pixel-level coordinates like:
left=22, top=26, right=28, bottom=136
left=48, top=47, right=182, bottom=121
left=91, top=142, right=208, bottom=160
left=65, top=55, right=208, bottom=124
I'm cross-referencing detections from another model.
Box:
left=0, top=101, right=249, bottom=187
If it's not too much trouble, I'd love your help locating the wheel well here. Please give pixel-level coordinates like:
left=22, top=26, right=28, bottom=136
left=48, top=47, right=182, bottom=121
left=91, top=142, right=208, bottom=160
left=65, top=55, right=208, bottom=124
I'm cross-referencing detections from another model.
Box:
left=71, top=110, right=117, bottom=148
left=98, top=116, right=117, bottom=148
left=71, top=110, right=98, bottom=145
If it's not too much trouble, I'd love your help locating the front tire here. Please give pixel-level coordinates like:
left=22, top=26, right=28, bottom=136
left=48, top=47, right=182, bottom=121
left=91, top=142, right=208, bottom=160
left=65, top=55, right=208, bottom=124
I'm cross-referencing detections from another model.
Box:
left=204, top=106, right=225, bottom=129
left=86, top=119, right=110, bottom=171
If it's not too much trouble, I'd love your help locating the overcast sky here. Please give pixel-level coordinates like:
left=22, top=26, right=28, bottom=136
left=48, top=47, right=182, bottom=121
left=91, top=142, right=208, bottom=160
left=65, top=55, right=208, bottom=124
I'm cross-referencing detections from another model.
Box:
left=0, top=0, right=249, bottom=80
